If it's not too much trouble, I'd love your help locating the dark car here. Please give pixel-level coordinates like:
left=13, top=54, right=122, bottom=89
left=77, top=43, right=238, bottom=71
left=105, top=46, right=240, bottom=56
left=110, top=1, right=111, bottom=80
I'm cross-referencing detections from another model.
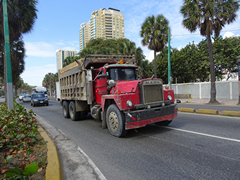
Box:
left=31, top=93, right=49, bottom=107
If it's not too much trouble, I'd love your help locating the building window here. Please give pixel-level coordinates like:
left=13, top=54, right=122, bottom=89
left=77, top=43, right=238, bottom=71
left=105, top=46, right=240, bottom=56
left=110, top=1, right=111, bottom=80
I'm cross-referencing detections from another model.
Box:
left=62, top=51, right=64, bottom=60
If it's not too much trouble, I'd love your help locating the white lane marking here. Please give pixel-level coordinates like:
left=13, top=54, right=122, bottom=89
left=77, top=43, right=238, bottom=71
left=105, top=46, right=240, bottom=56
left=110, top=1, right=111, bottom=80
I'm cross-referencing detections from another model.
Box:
left=165, top=126, right=240, bottom=143
left=77, top=146, right=107, bottom=180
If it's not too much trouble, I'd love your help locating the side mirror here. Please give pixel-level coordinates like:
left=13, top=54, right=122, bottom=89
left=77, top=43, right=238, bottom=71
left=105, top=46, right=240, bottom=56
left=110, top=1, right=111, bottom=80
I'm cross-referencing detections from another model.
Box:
left=96, top=74, right=108, bottom=79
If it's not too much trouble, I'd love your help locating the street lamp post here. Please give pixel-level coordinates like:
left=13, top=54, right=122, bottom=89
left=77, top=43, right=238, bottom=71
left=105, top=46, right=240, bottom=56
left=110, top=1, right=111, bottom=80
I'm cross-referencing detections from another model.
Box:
left=3, top=0, right=14, bottom=110
left=237, top=55, right=240, bottom=105
left=168, top=28, right=171, bottom=89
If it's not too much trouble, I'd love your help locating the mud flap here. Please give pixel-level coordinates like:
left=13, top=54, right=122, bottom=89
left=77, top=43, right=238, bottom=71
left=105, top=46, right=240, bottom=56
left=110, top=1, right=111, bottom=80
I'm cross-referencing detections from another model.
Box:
left=101, top=111, right=107, bottom=129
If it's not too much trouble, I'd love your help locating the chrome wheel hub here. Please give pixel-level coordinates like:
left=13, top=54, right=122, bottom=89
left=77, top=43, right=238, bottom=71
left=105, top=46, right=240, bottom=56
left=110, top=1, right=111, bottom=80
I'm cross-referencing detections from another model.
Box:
left=109, top=112, right=119, bottom=131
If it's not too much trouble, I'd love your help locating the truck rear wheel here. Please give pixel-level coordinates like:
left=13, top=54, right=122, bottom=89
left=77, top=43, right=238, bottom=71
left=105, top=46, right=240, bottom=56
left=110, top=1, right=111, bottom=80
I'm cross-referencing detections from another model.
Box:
left=106, top=104, right=127, bottom=137
left=63, top=101, right=70, bottom=118
left=69, top=101, right=79, bottom=121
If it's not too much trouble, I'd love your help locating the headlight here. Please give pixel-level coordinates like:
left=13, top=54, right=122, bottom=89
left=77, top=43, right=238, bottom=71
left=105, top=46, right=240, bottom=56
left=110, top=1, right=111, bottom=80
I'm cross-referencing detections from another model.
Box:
left=168, top=95, right=172, bottom=101
left=34, top=99, right=38, bottom=102
left=126, top=100, right=133, bottom=107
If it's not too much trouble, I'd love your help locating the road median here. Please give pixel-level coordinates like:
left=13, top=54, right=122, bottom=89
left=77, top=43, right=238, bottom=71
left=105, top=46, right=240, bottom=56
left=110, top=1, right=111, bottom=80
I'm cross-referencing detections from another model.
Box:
left=197, top=109, right=219, bottom=115
left=178, top=107, right=195, bottom=113
left=220, top=111, right=240, bottom=117
left=178, top=106, right=240, bottom=117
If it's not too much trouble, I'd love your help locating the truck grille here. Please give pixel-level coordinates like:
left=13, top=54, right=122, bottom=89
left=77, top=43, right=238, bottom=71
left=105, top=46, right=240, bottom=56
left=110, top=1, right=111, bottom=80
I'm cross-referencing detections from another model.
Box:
left=142, top=81, right=163, bottom=104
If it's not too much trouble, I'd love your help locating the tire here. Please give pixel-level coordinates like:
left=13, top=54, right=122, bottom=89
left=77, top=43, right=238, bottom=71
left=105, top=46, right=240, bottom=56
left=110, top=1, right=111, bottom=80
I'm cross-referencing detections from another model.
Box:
left=46, top=103, right=49, bottom=106
left=69, top=101, right=80, bottom=121
left=63, top=101, right=70, bottom=118
left=106, top=104, right=127, bottom=137
left=156, top=120, right=172, bottom=126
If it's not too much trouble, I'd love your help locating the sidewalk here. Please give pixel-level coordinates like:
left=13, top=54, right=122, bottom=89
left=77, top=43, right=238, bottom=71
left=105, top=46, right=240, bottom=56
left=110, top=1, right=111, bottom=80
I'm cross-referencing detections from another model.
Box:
left=177, top=98, right=239, bottom=106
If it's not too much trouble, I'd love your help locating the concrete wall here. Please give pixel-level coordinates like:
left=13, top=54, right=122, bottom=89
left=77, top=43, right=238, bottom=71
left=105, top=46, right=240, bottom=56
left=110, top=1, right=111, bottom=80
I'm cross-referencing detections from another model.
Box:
left=170, top=80, right=239, bottom=100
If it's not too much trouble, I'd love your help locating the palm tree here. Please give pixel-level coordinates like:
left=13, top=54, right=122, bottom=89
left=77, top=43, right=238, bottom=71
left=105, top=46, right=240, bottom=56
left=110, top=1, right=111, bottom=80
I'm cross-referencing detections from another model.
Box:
left=119, top=39, right=136, bottom=55
left=42, top=72, right=59, bottom=96
left=140, top=14, right=169, bottom=78
left=180, top=0, right=239, bottom=103
left=0, top=0, right=38, bottom=102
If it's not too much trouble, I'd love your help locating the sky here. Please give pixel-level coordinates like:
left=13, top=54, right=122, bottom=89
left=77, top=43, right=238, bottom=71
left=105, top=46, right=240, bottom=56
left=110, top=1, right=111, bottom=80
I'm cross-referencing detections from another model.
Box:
left=20, top=0, right=240, bottom=87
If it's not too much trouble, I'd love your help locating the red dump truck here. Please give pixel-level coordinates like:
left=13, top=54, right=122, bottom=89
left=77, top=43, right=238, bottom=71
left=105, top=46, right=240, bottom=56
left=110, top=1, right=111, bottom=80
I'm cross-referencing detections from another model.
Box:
left=58, top=55, right=177, bottom=137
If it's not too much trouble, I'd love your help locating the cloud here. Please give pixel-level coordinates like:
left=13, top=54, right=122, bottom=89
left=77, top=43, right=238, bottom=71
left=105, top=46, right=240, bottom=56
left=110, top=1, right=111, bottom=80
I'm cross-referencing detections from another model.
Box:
left=223, top=31, right=239, bottom=39
left=25, top=41, right=80, bottom=58
left=20, top=64, right=57, bottom=87
left=25, top=42, right=56, bottom=57
left=146, top=50, right=160, bottom=62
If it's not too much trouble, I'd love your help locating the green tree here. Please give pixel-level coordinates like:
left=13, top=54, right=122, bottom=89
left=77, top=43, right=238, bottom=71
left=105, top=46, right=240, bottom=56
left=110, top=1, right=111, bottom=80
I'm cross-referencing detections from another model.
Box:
left=140, top=14, right=169, bottom=78
left=0, top=0, right=38, bottom=102
left=213, top=36, right=240, bottom=80
left=0, top=39, right=25, bottom=94
left=42, top=72, right=58, bottom=96
left=79, top=38, right=145, bottom=69
left=180, top=0, right=239, bottom=103
left=63, top=56, right=79, bottom=67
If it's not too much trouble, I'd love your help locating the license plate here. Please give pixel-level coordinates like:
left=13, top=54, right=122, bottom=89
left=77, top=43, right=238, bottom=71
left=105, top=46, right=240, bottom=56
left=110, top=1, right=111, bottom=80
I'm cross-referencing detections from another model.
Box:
left=40, top=101, right=43, bottom=103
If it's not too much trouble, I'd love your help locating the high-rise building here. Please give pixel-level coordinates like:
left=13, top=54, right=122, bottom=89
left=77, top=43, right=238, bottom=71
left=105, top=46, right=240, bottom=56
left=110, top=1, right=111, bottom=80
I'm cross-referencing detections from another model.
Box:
left=79, top=22, right=89, bottom=51
left=79, top=7, right=125, bottom=52
left=56, top=49, right=77, bottom=71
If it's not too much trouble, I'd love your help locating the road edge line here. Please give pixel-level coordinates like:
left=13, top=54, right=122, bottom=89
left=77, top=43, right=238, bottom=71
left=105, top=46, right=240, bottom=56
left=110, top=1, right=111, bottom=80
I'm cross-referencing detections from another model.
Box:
left=77, top=146, right=107, bottom=180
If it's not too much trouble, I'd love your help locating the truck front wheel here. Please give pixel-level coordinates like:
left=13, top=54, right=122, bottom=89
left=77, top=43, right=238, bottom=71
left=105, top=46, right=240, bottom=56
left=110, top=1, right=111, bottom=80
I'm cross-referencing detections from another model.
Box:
left=106, top=104, right=127, bottom=137
left=63, top=101, right=70, bottom=118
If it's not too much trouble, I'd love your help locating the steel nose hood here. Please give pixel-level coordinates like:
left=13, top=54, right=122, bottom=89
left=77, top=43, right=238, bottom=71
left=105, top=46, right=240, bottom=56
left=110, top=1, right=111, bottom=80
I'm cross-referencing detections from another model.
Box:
left=113, top=80, right=139, bottom=94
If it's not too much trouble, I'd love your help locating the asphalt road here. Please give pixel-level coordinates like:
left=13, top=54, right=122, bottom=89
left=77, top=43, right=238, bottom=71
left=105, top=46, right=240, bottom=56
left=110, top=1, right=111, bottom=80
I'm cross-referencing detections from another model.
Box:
left=19, top=100, right=240, bottom=180
left=178, top=103, right=240, bottom=112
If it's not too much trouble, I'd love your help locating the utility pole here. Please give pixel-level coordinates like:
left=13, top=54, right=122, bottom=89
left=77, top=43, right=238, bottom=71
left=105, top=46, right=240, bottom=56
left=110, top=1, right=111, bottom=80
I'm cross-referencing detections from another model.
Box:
left=237, top=55, right=240, bottom=105
left=3, top=0, right=14, bottom=110
left=168, top=28, right=171, bottom=89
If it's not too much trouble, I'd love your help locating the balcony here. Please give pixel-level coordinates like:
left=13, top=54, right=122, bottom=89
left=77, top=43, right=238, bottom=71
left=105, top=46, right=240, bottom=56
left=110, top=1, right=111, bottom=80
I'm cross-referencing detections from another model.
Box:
left=105, top=14, right=112, bottom=17
left=105, top=17, right=112, bottom=20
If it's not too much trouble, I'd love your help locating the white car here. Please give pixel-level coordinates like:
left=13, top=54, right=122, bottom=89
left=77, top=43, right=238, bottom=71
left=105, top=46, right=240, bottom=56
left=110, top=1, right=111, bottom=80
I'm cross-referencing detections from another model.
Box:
left=19, top=94, right=26, bottom=101
left=23, top=95, right=31, bottom=102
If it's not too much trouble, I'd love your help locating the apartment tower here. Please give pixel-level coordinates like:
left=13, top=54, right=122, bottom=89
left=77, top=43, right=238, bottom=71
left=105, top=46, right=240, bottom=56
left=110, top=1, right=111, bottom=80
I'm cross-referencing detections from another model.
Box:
left=79, top=7, right=125, bottom=52
left=79, top=22, right=89, bottom=51
left=56, top=49, right=77, bottom=71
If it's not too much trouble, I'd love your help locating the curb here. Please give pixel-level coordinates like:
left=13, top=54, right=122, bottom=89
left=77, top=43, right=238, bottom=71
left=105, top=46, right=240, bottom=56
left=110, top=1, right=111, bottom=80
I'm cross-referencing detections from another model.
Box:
left=178, top=107, right=240, bottom=117
left=221, top=111, right=240, bottom=117
left=38, top=126, right=64, bottom=180
left=178, top=107, right=195, bottom=113
left=197, top=109, right=218, bottom=115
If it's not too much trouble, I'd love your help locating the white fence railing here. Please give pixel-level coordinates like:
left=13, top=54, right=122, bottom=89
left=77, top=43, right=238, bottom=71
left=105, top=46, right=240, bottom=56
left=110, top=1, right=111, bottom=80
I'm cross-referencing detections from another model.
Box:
left=168, top=80, right=239, bottom=100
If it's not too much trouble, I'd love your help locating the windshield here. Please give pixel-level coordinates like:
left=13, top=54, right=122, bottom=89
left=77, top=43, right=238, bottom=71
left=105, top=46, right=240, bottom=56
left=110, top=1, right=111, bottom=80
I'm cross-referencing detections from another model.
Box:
left=107, top=68, right=136, bottom=81
left=34, top=94, right=45, bottom=98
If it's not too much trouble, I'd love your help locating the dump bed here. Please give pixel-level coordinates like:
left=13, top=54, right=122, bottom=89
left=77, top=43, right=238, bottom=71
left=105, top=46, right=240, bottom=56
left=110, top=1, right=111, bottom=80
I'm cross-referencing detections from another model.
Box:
left=58, top=54, right=135, bottom=102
